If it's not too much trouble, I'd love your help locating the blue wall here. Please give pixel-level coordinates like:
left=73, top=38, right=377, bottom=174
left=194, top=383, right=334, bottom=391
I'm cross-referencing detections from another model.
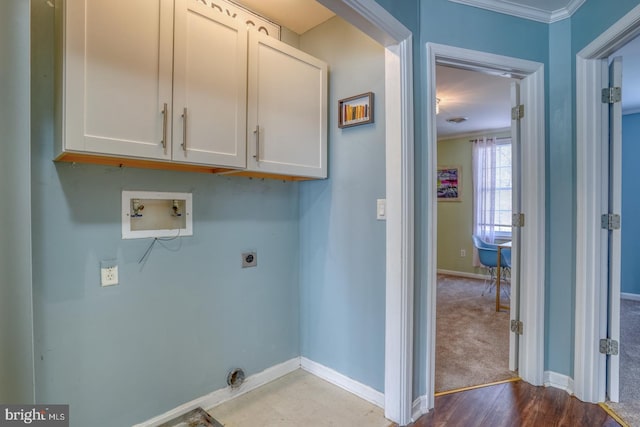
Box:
left=546, top=18, right=575, bottom=377
left=622, top=113, right=640, bottom=295
left=32, top=3, right=299, bottom=426
left=298, top=17, right=387, bottom=392
left=1, top=0, right=34, bottom=404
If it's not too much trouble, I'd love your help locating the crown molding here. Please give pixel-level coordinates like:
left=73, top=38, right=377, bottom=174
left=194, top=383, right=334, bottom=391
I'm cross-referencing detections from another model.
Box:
left=448, top=0, right=585, bottom=24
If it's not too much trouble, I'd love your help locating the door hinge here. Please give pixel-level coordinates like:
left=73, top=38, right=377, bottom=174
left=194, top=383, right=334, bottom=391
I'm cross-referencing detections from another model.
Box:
left=511, top=104, right=524, bottom=120
left=601, top=213, right=621, bottom=230
left=599, top=338, right=619, bottom=355
left=602, top=87, right=622, bottom=104
left=511, top=320, right=523, bottom=335
left=512, top=213, right=525, bottom=228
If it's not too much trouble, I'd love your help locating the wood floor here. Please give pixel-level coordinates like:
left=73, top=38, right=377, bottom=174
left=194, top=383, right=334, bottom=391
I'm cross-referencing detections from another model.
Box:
left=405, top=380, right=622, bottom=427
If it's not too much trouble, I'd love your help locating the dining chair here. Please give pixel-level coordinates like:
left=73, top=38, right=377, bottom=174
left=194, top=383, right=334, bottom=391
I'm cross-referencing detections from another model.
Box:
left=472, top=235, right=509, bottom=296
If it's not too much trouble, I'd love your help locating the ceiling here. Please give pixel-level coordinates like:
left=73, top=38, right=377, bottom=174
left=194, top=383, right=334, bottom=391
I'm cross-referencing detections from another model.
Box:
left=232, top=0, right=335, bottom=34
left=231, top=0, right=588, bottom=35
left=436, top=65, right=515, bottom=138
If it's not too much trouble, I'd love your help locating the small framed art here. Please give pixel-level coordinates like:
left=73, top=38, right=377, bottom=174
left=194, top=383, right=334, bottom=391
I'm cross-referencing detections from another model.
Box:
left=338, top=92, right=374, bottom=128
left=436, top=166, right=461, bottom=201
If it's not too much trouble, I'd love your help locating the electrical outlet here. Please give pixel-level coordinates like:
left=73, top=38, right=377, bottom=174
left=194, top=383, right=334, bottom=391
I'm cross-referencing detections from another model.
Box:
left=100, top=260, right=118, bottom=286
left=460, top=249, right=466, bottom=257
left=242, top=252, right=257, bottom=268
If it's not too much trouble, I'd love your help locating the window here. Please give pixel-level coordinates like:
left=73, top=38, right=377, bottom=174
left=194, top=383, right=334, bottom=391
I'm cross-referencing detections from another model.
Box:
left=473, top=137, right=512, bottom=242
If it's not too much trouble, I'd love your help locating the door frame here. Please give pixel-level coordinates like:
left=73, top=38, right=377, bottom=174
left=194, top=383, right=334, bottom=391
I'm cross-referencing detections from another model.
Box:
left=425, top=43, right=546, bottom=410
left=574, top=3, right=640, bottom=404
left=319, top=0, right=415, bottom=424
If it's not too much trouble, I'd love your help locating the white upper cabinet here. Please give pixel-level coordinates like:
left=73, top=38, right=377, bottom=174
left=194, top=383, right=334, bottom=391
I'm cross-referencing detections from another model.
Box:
left=62, top=0, right=174, bottom=160
left=247, top=31, right=327, bottom=179
left=60, top=0, right=327, bottom=179
left=61, top=0, right=246, bottom=168
left=172, top=0, right=247, bottom=167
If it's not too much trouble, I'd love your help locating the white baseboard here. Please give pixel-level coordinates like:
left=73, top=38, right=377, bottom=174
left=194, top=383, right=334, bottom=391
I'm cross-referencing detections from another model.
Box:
left=621, top=292, right=640, bottom=301
left=411, top=395, right=428, bottom=422
left=437, top=269, right=488, bottom=280
left=300, top=357, right=385, bottom=409
left=544, top=371, right=574, bottom=394
left=133, top=357, right=301, bottom=427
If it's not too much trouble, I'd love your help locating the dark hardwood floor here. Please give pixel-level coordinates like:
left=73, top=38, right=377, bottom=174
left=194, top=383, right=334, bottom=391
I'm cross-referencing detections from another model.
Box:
left=404, top=380, right=622, bottom=427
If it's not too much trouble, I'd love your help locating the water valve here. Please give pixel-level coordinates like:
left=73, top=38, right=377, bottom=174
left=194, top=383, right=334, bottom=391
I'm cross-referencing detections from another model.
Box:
left=131, top=199, right=144, bottom=217
left=172, top=200, right=182, bottom=217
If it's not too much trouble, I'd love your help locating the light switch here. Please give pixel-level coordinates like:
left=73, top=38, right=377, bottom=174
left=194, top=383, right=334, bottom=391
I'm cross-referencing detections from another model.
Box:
left=377, top=199, right=386, bottom=220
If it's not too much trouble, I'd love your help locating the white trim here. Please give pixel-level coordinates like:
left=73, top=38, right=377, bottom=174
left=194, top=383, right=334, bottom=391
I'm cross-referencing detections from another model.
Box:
left=447, top=0, right=585, bottom=24
left=411, top=395, right=428, bottom=422
left=426, top=43, right=546, bottom=409
left=300, top=357, right=385, bottom=408
left=382, top=37, right=415, bottom=426
left=313, top=1, right=415, bottom=424
left=436, top=269, right=488, bottom=280
left=621, top=292, right=640, bottom=301
left=574, top=2, right=640, bottom=404
left=516, top=63, right=546, bottom=386
left=132, top=358, right=300, bottom=427
left=544, top=371, right=575, bottom=394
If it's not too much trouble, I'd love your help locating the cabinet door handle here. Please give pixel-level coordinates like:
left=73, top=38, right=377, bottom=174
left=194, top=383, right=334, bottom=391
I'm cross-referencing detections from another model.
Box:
left=161, top=102, right=168, bottom=152
left=181, top=107, right=188, bottom=153
left=253, top=125, right=260, bottom=162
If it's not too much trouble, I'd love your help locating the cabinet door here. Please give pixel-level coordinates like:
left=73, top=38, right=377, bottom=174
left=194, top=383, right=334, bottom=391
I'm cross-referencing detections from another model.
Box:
left=247, top=31, right=327, bottom=178
left=172, top=0, right=247, bottom=167
left=64, top=0, right=173, bottom=159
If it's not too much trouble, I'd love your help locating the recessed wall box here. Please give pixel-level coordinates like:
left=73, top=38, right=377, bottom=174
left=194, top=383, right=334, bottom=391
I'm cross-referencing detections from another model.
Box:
left=122, top=191, right=193, bottom=239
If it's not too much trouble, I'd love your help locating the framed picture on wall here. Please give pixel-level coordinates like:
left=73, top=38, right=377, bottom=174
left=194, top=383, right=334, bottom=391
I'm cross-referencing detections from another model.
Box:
left=338, top=92, right=374, bottom=128
left=437, top=166, right=461, bottom=201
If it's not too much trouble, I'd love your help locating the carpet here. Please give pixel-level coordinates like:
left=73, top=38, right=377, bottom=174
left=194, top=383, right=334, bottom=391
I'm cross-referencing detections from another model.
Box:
left=607, top=299, right=640, bottom=427
left=435, top=274, right=518, bottom=393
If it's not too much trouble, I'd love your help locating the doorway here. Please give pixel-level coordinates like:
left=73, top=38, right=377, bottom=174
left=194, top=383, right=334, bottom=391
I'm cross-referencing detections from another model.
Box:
left=433, top=64, right=517, bottom=393
left=575, top=25, right=640, bottom=426
left=574, top=5, right=640, bottom=410
left=425, top=42, right=546, bottom=409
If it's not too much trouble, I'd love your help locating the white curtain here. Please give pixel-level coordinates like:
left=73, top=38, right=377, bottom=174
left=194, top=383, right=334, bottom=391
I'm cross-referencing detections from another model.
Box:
left=472, top=137, right=497, bottom=265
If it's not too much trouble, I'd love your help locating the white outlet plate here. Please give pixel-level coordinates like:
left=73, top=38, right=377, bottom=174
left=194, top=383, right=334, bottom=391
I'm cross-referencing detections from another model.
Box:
left=101, top=266, right=118, bottom=286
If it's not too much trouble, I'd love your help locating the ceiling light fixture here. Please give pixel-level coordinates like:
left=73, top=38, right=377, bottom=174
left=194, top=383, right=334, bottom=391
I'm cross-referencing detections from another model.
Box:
left=446, top=117, right=468, bottom=124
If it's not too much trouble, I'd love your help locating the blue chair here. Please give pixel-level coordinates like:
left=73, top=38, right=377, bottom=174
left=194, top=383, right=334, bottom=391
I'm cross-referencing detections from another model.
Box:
left=499, top=247, right=511, bottom=299
left=472, top=235, right=510, bottom=296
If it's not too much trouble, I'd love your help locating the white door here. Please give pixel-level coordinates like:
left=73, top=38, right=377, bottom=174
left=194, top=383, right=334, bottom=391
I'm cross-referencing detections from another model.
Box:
left=247, top=30, right=327, bottom=178
left=173, top=0, right=247, bottom=167
left=509, top=81, right=522, bottom=372
left=605, top=56, right=623, bottom=403
left=64, top=0, right=174, bottom=159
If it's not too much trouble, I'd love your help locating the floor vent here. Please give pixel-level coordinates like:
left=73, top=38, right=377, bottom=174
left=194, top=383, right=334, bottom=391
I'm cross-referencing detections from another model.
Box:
left=227, top=367, right=246, bottom=388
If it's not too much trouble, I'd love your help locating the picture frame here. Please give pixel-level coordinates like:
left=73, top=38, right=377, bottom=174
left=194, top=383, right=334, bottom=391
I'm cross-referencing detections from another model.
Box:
left=338, top=92, right=374, bottom=128
left=436, top=166, right=461, bottom=201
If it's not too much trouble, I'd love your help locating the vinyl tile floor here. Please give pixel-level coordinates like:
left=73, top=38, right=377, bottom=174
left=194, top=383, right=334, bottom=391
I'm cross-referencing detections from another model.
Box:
left=207, top=369, right=392, bottom=427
